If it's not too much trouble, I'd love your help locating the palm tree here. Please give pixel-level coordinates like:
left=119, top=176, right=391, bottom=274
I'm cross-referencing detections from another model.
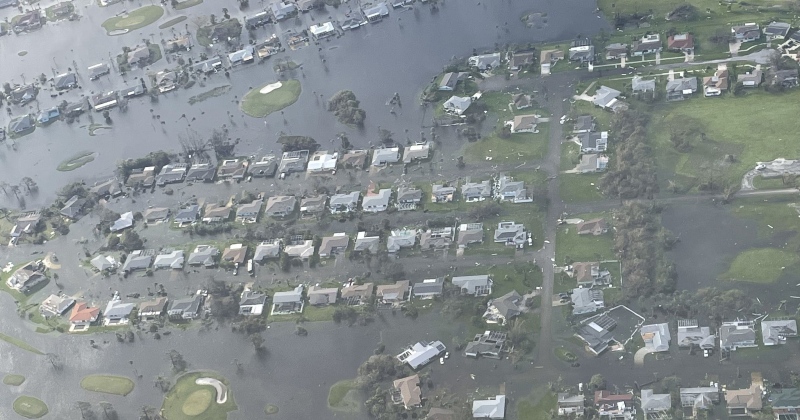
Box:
left=0, top=181, right=9, bottom=196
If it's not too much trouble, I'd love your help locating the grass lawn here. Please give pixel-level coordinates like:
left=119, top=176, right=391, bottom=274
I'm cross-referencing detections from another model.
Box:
left=101, top=5, right=163, bottom=33
left=731, top=198, right=800, bottom=247
left=241, top=80, right=302, bottom=118
left=80, top=375, right=135, bottom=396
left=57, top=151, right=95, bottom=171
left=650, top=90, right=800, bottom=191
left=554, top=346, right=577, bottom=363
left=463, top=261, right=542, bottom=297
left=189, top=85, right=231, bottom=105
left=753, top=176, right=791, bottom=190
left=720, top=248, right=800, bottom=283
left=328, top=379, right=360, bottom=412
left=464, top=125, right=549, bottom=163
left=3, top=374, right=26, bottom=386
left=269, top=304, right=337, bottom=323
left=197, top=19, right=241, bottom=47
left=0, top=333, right=44, bottom=355
left=161, top=371, right=237, bottom=420
left=560, top=173, right=604, bottom=204
left=44, top=1, right=74, bottom=21
left=555, top=216, right=615, bottom=264
left=158, top=15, right=187, bottom=29
left=13, top=396, right=48, bottom=419
left=174, top=0, right=203, bottom=10
left=516, top=390, right=556, bottom=420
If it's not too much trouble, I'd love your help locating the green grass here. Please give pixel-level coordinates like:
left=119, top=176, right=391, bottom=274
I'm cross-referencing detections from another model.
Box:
left=463, top=261, right=543, bottom=297
left=197, top=18, right=241, bottom=47
left=57, top=151, right=95, bottom=171
left=464, top=125, right=549, bottom=163
left=3, top=374, right=26, bottom=386
left=517, top=390, right=557, bottom=420
left=554, top=346, right=577, bottom=363
left=328, top=379, right=360, bottom=412
left=731, top=198, right=800, bottom=242
left=44, top=1, right=74, bottom=21
left=13, top=396, right=48, bottom=419
left=174, top=0, right=203, bottom=10
left=269, top=304, right=337, bottom=323
left=753, top=176, right=791, bottom=189
left=555, top=215, right=615, bottom=264
left=101, top=5, right=163, bottom=33
left=189, top=85, right=231, bottom=105
left=161, top=371, right=237, bottom=420
left=240, top=80, right=302, bottom=118
left=80, top=375, right=135, bottom=396
left=158, top=15, right=187, bottom=29
left=0, top=333, right=44, bottom=355
left=720, top=248, right=800, bottom=283
left=560, top=173, right=604, bottom=204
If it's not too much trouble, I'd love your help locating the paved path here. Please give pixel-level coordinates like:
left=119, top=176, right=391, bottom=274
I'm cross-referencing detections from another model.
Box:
left=196, top=377, right=228, bottom=404
left=634, top=347, right=653, bottom=366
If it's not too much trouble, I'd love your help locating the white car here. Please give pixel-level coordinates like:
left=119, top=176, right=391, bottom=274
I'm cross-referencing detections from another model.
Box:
left=444, top=352, right=450, bottom=359
left=439, top=357, right=445, bottom=365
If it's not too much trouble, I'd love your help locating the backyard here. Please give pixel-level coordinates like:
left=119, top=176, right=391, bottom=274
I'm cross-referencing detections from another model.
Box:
left=555, top=214, right=615, bottom=264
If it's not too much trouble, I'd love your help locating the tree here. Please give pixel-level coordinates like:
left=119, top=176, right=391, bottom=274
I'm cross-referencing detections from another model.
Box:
left=103, top=110, right=113, bottom=124
left=278, top=135, right=319, bottom=153
left=251, top=332, right=266, bottom=353
left=120, top=231, right=144, bottom=252
left=210, top=14, right=217, bottom=25
left=295, top=325, right=308, bottom=336
left=20, top=177, right=38, bottom=194
left=589, top=374, right=606, bottom=390
left=77, top=401, right=96, bottom=420
left=46, top=353, right=63, bottom=370
left=222, top=7, right=230, bottom=19
left=99, top=402, right=118, bottom=420
left=328, top=90, right=367, bottom=126
left=167, top=350, right=188, bottom=373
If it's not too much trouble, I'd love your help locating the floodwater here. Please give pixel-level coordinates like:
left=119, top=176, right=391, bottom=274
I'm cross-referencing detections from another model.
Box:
left=0, top=0, right=608, bottom=207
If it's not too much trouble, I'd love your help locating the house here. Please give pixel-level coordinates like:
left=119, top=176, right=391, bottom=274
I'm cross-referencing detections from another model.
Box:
left=10, top=212, right=41, bottom=238
left=396, top=187, right=422, bottom=211
left=90, top=255, right=117, bottom=272
left=631, top=76, right=656, bottom=93
left=39, top=294, right=75, bottom=317
left=9, top=84, right=38, bottom=105
left=392, top=375, right=422, bottom=410
left=300, top=195, right=327, bottom=216
left=319, top=233, right=350, bottom=257
left=442, top=96, right=472, bottom=115
left=278, top=150, right=309, bottom=177
left=539, top=49, right=564, bottom=74
left=222, top=244, right=248, bottom=264
left=574, top=115, right=596, bottom=134
left=138, top=297, right=168, bottom=320
left=594, top=391, right=634, bottom=419
left=494, top=175, right=531, bottom=203
left=739, top=68, right=763, bottom=87
left=493, top=222, right=526, bottom=246
left=484, top=290, right=523, bottom=325
left=372, top=147, right=401, bottom=166
left=512, top=93, right=532, bottom=109
left=465, top=331, right=507, bottom=358
left=54, top=72, right=78, bottom=91
left=631, top=33, right=662, bottom=56
left=153, top=250, right=184, bottom=269
left=605, top=43, right=628, bottom=60
left=69, top=302, right=100, bottom=328
left=60, top=195, right=86, bottom=220
left=307, top=151, right=338, bottom=173
left=354, top=231, right=381, bottom=253
left=168, top=295, right=204, bottom=319
left=12, top=10, right=42, bottom=33
left=89, top=179, right=123, bottom=198
left=118, top=83, right=146, bottom=98
left=90, top=91, right=118, bottom=112
left=228, top=46, right=255, bottom=66
left=431, top=184, right=457, bottom=203
left=271, top=285, right=304, bottom=314
left=256, top=35, right=282, bottom=59
left=568, top=45, right=595, bottom=63
left=254, top=240, right=282, bottom=261
left=165, top=35, right=191, bottom=52
left=363, top=2, right=389, bottom=22
left=677, top=319, right=716, bottom=349
left=725, top=374, right=763, bottom=417
left=772, top=69, right=799, bottom=88
left=419, top=228, right=454, bottom=250
left=63, top=98, right=90, bottom=118
left=640, top=389, right=672, bottom=416
left=468, top=53, right=502, bottom=70
left=764, top=21, right=790, bottom=41
left=666, top=77, right=698, bottom=101
left=457, top=223, right=484, bottom=247
left=36, top=107, right=60, bottom=124
left=245, top=11, right=270, bottom=29
left=362, top=189, right=392, bottom=213
left=202, top=203, right=232, bottom=223
left=679, top=386, right=719, bottom=415
left=387, top=229, right=416, bottom=253
left=104, top=297, right=135, bottom=326
left=329, top=192, right=360, bottom=213
left=472, top=395, right=506, bottom=419
left=284, top=240, right=314, bottom=259
left=88, top=63, right=111, bottom=80
left=156, top=71, right=178, bottom=93
left=412, top=278, right=444, bottom=299
left=9, top=114, right=34, bottom=134
left=770, top=388, right=800, bottom=420
left=217, top=159, right=248, bottom=180
left=122, top=250, right=153, bottom=273
left=174, top=205, right=200, bottom=225
left=668, top=33, right=694, bottom=52
left=188, top=245, right=219, bottom=267
left=127, top=45, right=151, bottom=67
left=309, top=21, right=335, bottom=39
left=438, top=72, right=466, bottom=91
left=239, top=290, right=267, bottom=315
left=571, top=262, right=610, bottom=287
left=641, top=323, right=671, bottom=352
left=191, top=56, right=223, bottom=74
left=761, top=319, right=798, bottom=346
left=452, top=275, right=492, bottom=296
left=377, top=280, right=410, bottom=304
left=397, top=341, right=446, bottom=369
left=341, top=282, right=374, bottom=305
left=297, top=0, right=316, bottom=12
left=265, top=196, right=297, bottom=218
left=340, top=150, right=369, bottom=168
left=703, top=68, right=729, bottom=96
left=126, top=166, right=156, bottom=188
left=719, top=320, right=757, bottom=351
left=154, top=164, right=186, bottom=187
left=307, top=286, right=338, bottom=305
left=270, top=1, right=297, bottom=20
left=576, top=154, right=609, bottom=173
left=462, top=179, right=492, bottom=202
left=235, top=199, right=263, bottom=223
left=732, top=23, right=760, bottom=43
left=403, top=144, right=431, bottom=164
left=507, top=114, right=540, bottom=134
left=143, top=207, right=170, bottom=224
left=576, top=314, right=617, bottom=355
left=592, top=85, right=624, bottom=110
left=110, top=211, right=135, bottom=232
left=509, top=51, right=534, bottom=70
left=576, top=218, right=608, bottom=235
left=571, top=288, right=604, bottom=315
left=557, top=394, right=585, bottom=416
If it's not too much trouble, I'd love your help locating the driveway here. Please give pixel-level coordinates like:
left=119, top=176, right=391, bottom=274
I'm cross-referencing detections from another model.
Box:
left=634, top=347, right=653, bottom=366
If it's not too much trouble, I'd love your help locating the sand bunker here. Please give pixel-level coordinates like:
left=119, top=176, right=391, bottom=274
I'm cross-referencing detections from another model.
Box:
left=259, top=82, right=283, bottom=94
left=195, top=377, right=228, bottom=404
